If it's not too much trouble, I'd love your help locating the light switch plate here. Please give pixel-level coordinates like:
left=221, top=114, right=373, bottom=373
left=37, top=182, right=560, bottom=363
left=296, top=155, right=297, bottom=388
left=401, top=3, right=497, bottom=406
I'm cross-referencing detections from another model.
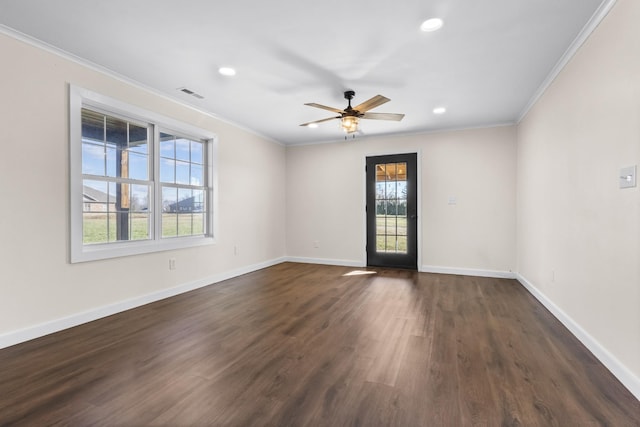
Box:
left=620, top=165, right=637, bottom=189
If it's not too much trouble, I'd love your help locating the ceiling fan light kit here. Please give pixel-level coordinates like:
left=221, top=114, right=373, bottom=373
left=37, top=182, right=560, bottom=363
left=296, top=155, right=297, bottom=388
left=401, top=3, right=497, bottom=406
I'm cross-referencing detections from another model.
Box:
left=341, top=116, right=359, bottom=134
left=301, top=90, right=404, bottom=137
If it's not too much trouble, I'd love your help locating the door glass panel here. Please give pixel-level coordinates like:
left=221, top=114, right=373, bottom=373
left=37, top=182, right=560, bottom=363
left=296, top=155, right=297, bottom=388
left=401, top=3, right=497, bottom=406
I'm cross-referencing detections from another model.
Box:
left=375, top=162, right=408, bottom=254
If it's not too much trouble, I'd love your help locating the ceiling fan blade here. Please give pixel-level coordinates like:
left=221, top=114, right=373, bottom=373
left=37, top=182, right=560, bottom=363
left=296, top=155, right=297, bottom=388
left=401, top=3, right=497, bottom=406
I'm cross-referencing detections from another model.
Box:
left=299, top=116, right=340, bottom=127
left=353, top=95, right=390, bottom=112
left=361, top=112, right=405, bottom=121
left=304, top=103, right=344, bottom=114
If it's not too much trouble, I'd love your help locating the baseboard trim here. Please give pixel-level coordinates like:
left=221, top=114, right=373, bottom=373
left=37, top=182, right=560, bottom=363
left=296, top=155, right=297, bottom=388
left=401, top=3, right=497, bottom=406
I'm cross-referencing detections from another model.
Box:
left=421, top=265, right=516, bottom=279
left=284, top=256, right=365, bottom=268
left=516, top=273, right=640, bottom=401
left=0, top=257, right=287, bottom=350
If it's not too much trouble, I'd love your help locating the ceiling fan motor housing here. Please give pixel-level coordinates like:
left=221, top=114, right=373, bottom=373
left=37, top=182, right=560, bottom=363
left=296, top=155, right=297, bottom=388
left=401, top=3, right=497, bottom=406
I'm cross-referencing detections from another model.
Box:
left=344, top=90, right=357, bottom=115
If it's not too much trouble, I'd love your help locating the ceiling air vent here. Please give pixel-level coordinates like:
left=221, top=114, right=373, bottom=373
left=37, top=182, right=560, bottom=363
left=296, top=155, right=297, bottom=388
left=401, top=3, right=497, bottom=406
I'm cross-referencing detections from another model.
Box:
left=178, top=87, right=204, bottom=99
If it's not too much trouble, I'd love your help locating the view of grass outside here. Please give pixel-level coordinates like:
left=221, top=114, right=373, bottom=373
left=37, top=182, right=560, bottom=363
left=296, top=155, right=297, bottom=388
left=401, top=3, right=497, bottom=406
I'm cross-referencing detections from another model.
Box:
left=83, top=213, right=204, bottom=244
left=376, top=215, right=408, bottom=253
left=161, top=213, right=205, bottom=238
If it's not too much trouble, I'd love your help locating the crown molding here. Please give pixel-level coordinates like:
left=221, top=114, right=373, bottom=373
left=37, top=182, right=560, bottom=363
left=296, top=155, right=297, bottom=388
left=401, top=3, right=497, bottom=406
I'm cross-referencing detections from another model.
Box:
left=517, top=0, right=618, bottom=122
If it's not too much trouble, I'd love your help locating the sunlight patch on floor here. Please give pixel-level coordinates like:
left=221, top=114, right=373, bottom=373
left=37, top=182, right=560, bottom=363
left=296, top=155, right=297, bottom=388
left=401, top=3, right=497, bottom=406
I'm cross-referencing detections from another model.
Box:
left=342, top=270, right=378, bottom=277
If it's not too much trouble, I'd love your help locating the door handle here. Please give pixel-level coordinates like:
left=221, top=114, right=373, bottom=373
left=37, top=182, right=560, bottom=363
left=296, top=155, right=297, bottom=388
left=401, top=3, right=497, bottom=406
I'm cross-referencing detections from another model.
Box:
left=409, top=214, right=417, bottom=220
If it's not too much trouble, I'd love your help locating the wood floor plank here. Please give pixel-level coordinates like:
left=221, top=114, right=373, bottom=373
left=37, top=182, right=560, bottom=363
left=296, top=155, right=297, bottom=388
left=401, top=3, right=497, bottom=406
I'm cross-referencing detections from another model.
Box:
left=0, top=262, right=638, bottom=426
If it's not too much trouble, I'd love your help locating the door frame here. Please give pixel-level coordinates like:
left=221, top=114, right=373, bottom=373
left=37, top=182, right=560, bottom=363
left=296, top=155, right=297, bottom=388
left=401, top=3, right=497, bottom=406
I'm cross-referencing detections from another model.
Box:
left=362, top=149, right=422, bottom=270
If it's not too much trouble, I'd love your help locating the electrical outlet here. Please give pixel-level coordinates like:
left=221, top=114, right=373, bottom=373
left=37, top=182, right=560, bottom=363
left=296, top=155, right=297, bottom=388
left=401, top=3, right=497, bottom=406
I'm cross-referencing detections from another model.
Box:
left=234, top=245, right=239, bottom=256
left=169, top=258, right=176, bottom=270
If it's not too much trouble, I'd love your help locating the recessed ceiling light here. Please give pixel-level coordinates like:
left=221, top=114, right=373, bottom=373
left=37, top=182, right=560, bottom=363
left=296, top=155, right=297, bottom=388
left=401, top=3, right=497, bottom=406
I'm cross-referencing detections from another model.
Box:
left=307, top=123, right=318, bottom=128
left=433, top=107, right=447, bottom=114
left=421, top=18, right=443, bottom=32
left=218, top=67, right=236, bottom=76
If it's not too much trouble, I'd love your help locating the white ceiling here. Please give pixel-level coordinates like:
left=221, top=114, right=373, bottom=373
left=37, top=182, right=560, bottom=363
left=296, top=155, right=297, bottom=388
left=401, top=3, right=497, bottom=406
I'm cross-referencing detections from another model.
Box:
left=0, top=0, right=607, bottom=145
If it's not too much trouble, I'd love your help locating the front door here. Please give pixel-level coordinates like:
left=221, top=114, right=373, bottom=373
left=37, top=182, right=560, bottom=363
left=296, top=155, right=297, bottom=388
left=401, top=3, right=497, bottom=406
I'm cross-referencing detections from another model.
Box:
left=366, top=153, right=418, bottom=269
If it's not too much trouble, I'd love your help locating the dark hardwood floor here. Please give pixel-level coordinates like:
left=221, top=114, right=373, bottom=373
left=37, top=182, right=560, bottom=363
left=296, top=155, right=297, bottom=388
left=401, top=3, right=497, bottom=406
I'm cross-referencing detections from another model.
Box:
left=0, top=262, right=638, bottom=426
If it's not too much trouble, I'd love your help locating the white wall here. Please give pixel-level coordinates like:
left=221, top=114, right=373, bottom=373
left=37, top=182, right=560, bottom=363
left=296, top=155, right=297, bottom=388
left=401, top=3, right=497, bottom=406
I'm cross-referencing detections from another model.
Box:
left=0, top=32, right=286, bottom=341
left=286, top=126, right=517, bottom=275
left=517, top=0, right=639, bottom=392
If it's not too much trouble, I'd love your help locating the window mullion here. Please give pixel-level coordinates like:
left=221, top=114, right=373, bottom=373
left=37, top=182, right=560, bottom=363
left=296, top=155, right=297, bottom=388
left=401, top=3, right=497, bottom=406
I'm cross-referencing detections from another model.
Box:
left=153, top=124, right=161, bottom=242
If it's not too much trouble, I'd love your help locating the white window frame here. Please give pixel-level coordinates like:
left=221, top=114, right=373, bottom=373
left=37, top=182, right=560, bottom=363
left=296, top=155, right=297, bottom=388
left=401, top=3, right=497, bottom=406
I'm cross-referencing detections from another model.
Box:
left=69, top=85, right=218, bottom=263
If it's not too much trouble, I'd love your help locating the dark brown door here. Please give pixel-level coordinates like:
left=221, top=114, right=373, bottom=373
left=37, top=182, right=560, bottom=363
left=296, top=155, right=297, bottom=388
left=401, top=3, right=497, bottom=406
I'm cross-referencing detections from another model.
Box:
left=366, top=153, right=418, bottom=269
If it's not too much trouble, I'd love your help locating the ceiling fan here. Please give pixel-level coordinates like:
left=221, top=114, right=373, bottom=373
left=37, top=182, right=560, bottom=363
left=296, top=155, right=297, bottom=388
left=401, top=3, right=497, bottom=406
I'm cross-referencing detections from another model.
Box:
left=300, top=90, right=405, bottom=134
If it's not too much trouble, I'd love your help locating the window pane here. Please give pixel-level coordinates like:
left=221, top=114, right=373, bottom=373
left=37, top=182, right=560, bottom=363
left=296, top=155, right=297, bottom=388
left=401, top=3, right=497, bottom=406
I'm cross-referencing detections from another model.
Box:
left=131, top=185, right=149, bottom=212
left=81, top=108, right=105, bottom=143
left=397, top=216, right=407, bottom=236
left=83, top=180, right=110, bottom=212
left=397, top=181, right=407, bottom=200
left=106, top=212, right=117, bottom=242
left=376, top=235, right=386, bottom=252
left=192, top=189, right=204, bottom=212
left=397, top=163, right=407, bottom=181
left=191, top=164, right=203, bottom=186
left=376, top=215, right=386, bottom=235
left=82, top=143, right=105, bottom=176
left=376, top=182, right=385, bottom=198
left=191, top=140, right=203, bottom=164
left=105, top=116, right=127, bottom=148
left=175, top=161, right=190, bottom=185
left=116, top=183, right=130, bottom=210
left=396, top=236, right=408, bottom=253
left=83, top=213, right=108, bottom=244
left=128, top=152, right=148, bottom=180
left=385, top=236, right=397, bottom=251
left=113, top=211, right=132, bottom=241
left=162, top=186, right=177, bottom=212
left=128, top=124, right=148, bottom=154
left=106, top=146, right=117, bottom=177
left=178, top=188, right=193, bottom=211
left=162, top=213, right=178, bottom=237
left=160, top=133, right=174, bottom=158
left=160, top=158, right=175, bottom=183
left=130, top=213, right=149, bottom=241
left=397, top=200, right=407, bottom=218
left=386, top=216, right=397, bottom=234
left=178, top=213, right=193, bottom=236
left=386, top=163, right=397, bottom=181
left=193, top=213, right=205, bottom=235
left=162, top=186, right=178, bottom=238
left=385, top=182, right=397, bottom=199
left=175, top=138, right=190, bottom=161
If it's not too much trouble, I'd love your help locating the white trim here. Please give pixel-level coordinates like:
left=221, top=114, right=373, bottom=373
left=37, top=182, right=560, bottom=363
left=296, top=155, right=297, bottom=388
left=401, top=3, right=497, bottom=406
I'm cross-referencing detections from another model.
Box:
left=0, top=257, right=286, bottom=350
left=516, top=273, right=640, bottom=401
left=421, top=265, right=516, bottom=279
left=285, top=257, right=364, bottom=268
left=517, top=0, right=618, bottom=122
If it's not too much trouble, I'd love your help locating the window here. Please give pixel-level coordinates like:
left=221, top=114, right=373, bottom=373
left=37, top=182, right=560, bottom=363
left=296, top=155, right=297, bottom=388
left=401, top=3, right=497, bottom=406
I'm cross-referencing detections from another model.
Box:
left=70, top=86, right=217, bottom=262
left=159, top=132, right=207, bottom=238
